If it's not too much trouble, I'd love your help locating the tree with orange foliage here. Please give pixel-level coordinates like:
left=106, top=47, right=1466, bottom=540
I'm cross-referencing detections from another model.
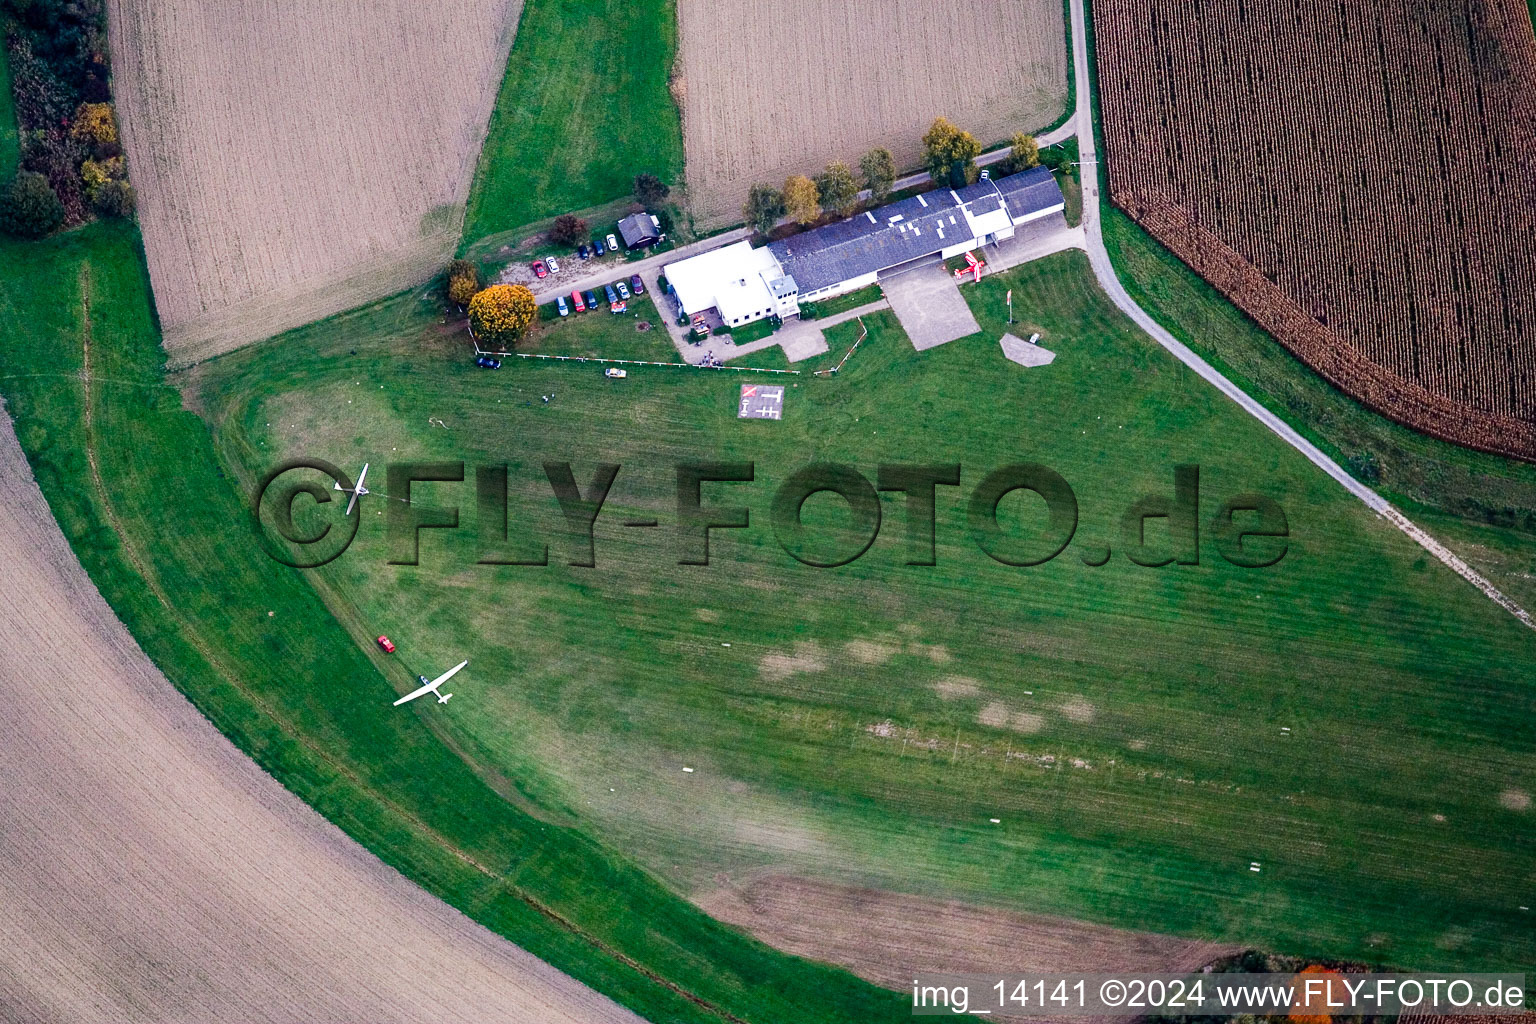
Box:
left=468, top=284, right=537, bottom=348
left=1289, top=964, right=1344, bottom=1024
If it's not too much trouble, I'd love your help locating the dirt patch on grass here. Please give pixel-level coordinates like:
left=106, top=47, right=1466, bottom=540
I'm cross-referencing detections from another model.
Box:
left=1500, top=788, right=1531, bottom=811
left=759, top=641, right=827, bottom=681
left=933, top=676, right=981, bottom=700
left=845, top=637, right=898, bottom=665
left=695, top=875, right=1233, bottom=996
left=675, top=0, right=1067, bottom=226
left=107, top=0, right=523, bottom=364
left=1060, top=695, right=1096, bottom=723
left=978, top=701, right=1045, bottom=734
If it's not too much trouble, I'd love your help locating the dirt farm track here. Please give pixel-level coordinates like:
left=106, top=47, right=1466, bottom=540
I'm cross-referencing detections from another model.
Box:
left=0, top=407, right=640, bottom=1024
left=106, top=0, right=525, bottom=366
left=676, top=0, right=1067, bottom=226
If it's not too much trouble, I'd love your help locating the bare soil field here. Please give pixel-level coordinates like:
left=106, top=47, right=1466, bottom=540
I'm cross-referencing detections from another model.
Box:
left=675, top=0, right=1067, bottom=226
left=106, top=0, right=524, bottom=366
left=0, top=409, right=641, bottom=1024
left=1094, top=0, right=1536, bottom=461
left=695, top=875, right=1233, bottom=996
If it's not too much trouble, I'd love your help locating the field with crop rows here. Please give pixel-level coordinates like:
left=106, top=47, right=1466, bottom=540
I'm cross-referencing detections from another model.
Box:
left=1092, top=0, right=1536, bottom=461
left=107, top=0, right=523, bottom=365
left=676, top=0, right=1067, bottom=226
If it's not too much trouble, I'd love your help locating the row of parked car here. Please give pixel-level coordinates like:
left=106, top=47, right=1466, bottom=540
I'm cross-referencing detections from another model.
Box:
left=555, top=274, right=646, bottom=317
left=530, top=232, right=623, bottom=280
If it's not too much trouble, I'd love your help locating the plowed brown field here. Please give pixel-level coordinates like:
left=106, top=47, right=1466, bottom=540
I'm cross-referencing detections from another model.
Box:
left=676, top=0, right=1067, bottom=226
left=696, top=875, right=1232, bottom=1004
left=1094, top=0, right=1536, bottom=461
left=106, top=0, right=523, bottom=366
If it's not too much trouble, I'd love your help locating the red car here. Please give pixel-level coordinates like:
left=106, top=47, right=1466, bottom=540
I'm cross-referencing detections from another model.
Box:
left=376, top=635, right=395, bottom=653
left=531, top=260, right=547, bottom=279
left=571, top=289, right=586, bottom=312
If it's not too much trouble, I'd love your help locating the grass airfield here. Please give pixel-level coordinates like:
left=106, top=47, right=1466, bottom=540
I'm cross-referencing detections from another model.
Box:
left=203, top=250, right=1536, bottom=970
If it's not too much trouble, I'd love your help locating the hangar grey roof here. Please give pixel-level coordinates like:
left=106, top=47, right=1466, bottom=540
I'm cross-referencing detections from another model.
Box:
left=766, top=168, right=1063, bottom=293
left=992, top=166, right=1063, bottom=220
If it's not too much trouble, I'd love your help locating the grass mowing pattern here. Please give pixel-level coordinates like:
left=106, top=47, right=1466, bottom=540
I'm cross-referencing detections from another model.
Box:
left=463, top=0, right=684, bottom=247
left=0, top=222, right=909, bottom=1024
left=202, top=249, right=1536, bottom=971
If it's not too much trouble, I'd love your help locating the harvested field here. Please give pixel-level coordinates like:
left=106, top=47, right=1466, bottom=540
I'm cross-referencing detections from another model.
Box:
left=106, top=0, right=523, bottom=365
left=0, top=410, right=640, bottom=1023
left=1093, top=0, right=1536, bottom=461
left=676, top=0, right=1067, bottom=226
left=696, top=875, right=1232, bottom=996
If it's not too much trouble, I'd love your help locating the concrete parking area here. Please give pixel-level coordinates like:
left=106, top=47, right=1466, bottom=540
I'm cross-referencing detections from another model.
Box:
left=880, top=262, right=982, bottom=351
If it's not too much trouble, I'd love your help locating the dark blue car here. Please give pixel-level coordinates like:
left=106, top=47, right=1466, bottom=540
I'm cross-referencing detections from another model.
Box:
left=475, top=355, right=501, bottom=369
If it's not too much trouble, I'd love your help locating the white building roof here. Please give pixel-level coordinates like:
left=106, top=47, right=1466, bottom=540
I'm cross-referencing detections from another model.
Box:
left=663, top=240, right=781, bottom=318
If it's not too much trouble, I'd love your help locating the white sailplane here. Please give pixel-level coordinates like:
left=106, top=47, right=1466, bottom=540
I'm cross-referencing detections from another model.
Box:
left=393, top=660, right=467, bottom=706
left=333, top=462, right=370, bottom=515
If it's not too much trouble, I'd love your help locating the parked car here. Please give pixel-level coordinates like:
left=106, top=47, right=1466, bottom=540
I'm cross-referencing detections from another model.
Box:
left=629, top=274, right=645, bottom=295
left=475, top=355, right=502, bottom=369
left=546, top=256, right=560, bottom=274
left=376, top=635, right=395, bottom=653
left=606, top=233, right=620, bottom=252
left=583, top=289, right=600, bottom=310
left=604, top=368, right=627, bottom=379
left=530, top=260, right=547, bottom=279
left=577, top=243, right=590, bottom=259
left=592, top=236, right=605, bottom=256
left=604, top=284, right=618, bottom=304
left=616, top=280, right=630, bottom=301
left=556, top=295, right=569, bottom=317
left=610, top=300, right=627, bottom=315
left=571, top=290, right=586, bottom=312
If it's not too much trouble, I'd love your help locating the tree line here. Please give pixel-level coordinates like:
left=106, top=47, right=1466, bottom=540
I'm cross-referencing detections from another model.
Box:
left=741, top=117, right=1047, bottom=236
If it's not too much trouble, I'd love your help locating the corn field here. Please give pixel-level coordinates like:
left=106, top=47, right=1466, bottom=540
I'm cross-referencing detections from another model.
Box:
left=1093, top=0, right=1536, bottom=461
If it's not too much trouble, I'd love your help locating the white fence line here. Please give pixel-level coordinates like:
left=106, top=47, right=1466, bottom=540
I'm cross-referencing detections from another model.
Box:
left=814, top=317, right=870, bottom=377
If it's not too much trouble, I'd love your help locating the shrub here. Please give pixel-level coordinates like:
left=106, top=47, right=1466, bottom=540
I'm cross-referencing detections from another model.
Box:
left=548, top=213, right=588, bottom=246
left=92, top=177, right=134, bottom=219
left=0, top=171, right=66, bottom=238
left=445, top=258, right=480, bottom=308
left=634, top=173, right=670, bottom=206
left=79, top=154, right=123, bottom=200
left=468, top=284, right=538, bottom=348
left=71, top=101, right=118, bottom=150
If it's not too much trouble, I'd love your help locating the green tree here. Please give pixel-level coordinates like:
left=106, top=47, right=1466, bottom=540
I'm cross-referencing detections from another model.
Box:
left=860, top=147, right=897, bottom=204
left=1006, top=131, right=1040, bottom=174
left=633, top=173, right=670, bottom=207
left=783, top=174, right=821, bottom=226
left=743, top=184, right=786, bottom=235
left=548, top=213, right=588, bottom=246
left=0, top=171, right=65, bottom=239
left=922, top=117, right=981, bottom=188
left=468, top=284, right=538, bottom=348
left=814, top=161, right=860, bottom=217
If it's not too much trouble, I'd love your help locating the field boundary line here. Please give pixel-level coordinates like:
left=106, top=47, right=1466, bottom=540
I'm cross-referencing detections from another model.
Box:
left=1068, top=0, right=1535, bottom=633
left=482, top=349, right=800, bottom=375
